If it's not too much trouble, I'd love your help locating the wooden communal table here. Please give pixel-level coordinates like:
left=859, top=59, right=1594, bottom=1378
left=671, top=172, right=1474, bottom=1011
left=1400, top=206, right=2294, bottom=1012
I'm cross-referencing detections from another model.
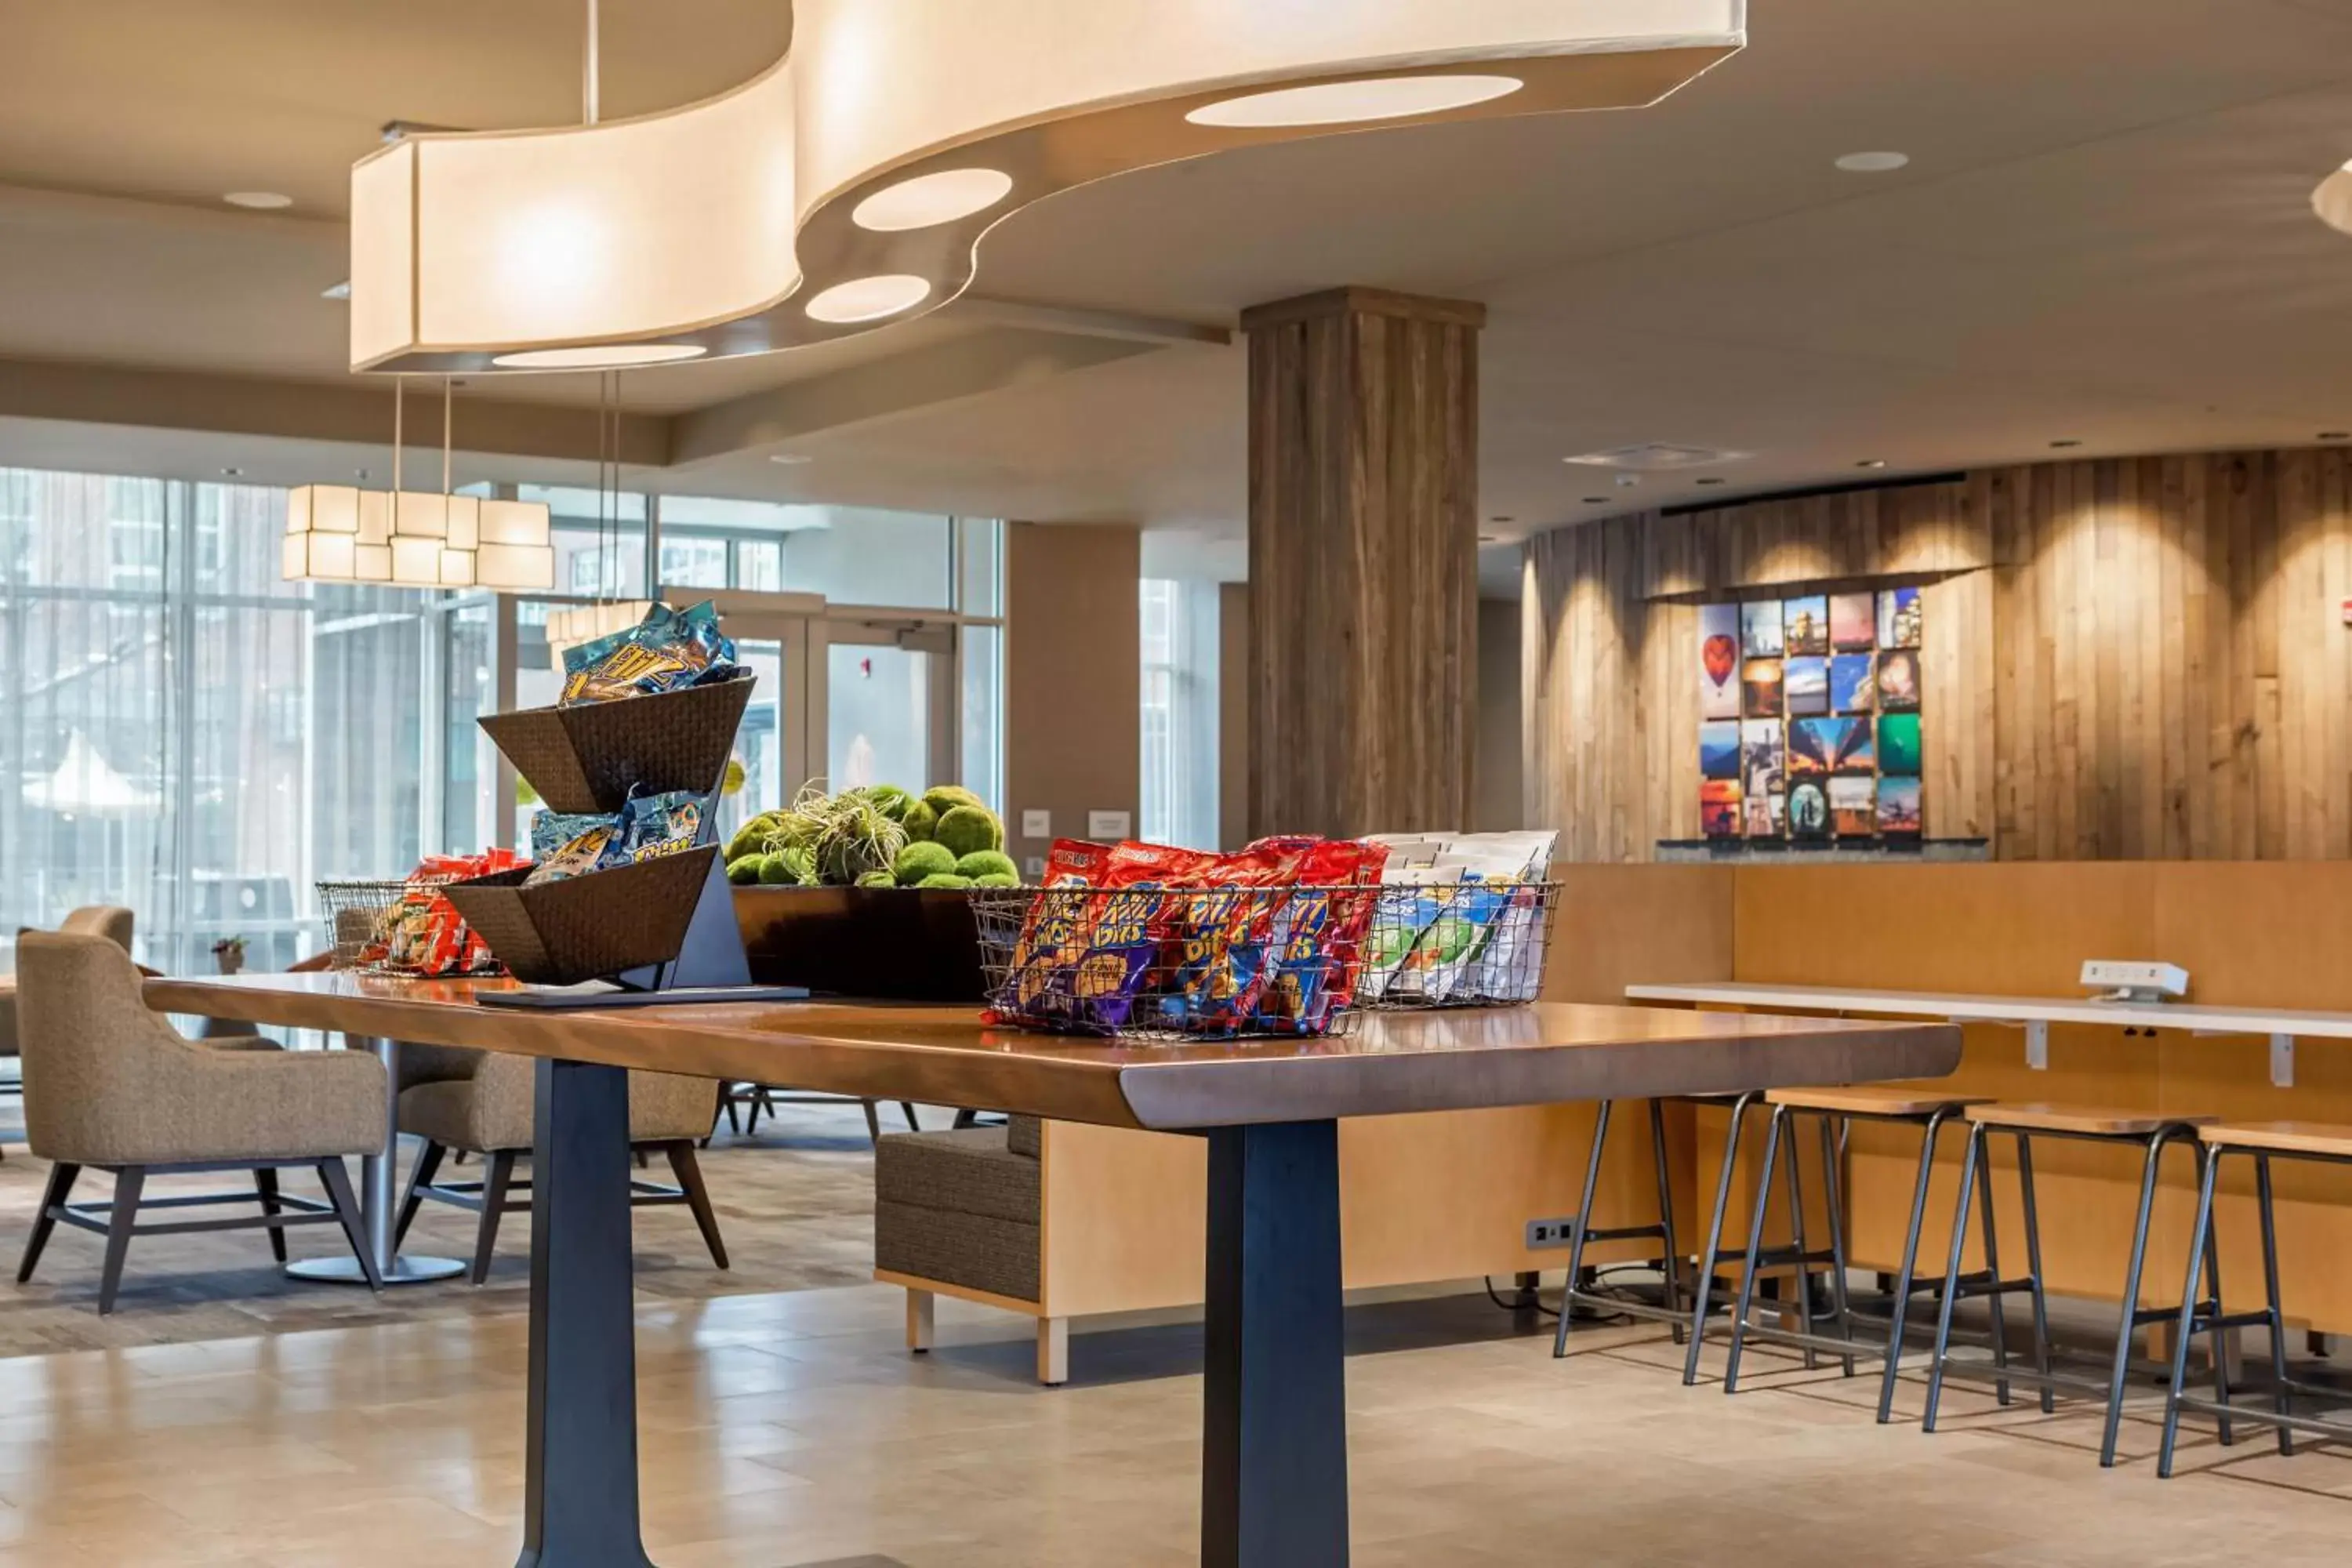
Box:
left=147, top=972, right=1959, bottom=1568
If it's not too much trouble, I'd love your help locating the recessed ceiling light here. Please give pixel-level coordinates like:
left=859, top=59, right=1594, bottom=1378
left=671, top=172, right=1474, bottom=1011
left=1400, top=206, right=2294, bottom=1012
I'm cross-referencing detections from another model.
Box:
left=1695, top=477, right=1726, bottom=486
left=1564, top=442, right=1749, bottom=470
left=852, top=169, right=1014, bottom=232
left=491, top=343, right=708, bottom=368
left=1478, top=534, right=1501, bottom=544
left=1833, top=151, right=1909, bottom=173
left=769, top=453, right=814, bottom=465
left=2321, top=431, right=2350, bottom=441
left=2049, top=438, right=2083, bottom=448
left=1186, top=74, right=1523, bottom=129
left=1857, top=459, right=1887, bottom=469
left=805, top=274, right=933, bottom=324
left=1489, top=515, right=1515, bottom=524
left=223, top=191, right=293, bottom=209
left=321, top=280, right=351, bottom=301
left=221, top=467, right=243, bottom=478
left=1582, top=496, right=1608, bottom=505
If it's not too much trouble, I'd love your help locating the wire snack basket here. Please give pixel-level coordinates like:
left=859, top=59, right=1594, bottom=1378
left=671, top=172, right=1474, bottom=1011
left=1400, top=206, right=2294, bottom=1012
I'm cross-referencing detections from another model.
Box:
left=969, top=884, right=1382, bottom=1042
left=315, top=872, right=501, bottom=976
left=1356, top=880, right=1561, bottom=1009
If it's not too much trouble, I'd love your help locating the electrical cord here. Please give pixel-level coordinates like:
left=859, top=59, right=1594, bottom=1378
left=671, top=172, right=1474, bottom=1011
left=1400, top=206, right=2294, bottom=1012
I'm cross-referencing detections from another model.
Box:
left=1483, top=1262, right=1666, bottom=1323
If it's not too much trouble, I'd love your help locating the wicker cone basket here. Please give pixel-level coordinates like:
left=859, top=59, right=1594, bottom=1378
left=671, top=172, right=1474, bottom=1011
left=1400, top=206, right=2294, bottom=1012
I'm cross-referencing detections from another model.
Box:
left=441, top=848, right=721, bottom=986
left=481, top=674, right=753, bottom=815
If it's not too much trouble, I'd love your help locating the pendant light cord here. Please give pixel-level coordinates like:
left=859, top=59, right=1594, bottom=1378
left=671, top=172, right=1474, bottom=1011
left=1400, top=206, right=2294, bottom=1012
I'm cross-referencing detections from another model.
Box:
left=584, top=0, right=600, bottom=128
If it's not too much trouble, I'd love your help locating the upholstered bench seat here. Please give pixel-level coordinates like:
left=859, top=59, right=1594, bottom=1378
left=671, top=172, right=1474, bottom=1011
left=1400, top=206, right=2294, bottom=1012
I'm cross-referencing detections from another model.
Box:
left=873, top=1118, right=1041, bottom=1306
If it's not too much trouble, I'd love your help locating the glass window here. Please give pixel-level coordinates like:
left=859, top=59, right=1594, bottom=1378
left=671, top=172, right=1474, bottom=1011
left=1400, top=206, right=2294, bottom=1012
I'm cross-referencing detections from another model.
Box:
left=1138, top=579, right=1221, bottom=850
left=0, top=467, right=429, bottom=977
left=657, top=535, right=730, bottom=590
left=960, top=623, right=1003, bottom=813
left=828, top=641, right=931, bottom=793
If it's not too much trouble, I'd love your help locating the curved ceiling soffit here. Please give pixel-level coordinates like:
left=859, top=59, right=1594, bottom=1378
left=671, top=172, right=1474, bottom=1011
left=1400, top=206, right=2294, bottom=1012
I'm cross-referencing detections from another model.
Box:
left=350, top=2, right=1748, bottom=375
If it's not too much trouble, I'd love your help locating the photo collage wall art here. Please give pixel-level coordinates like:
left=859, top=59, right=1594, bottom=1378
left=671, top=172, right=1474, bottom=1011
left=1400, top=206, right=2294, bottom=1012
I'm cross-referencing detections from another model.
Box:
left=1698, top=586, right=1923, bottom=844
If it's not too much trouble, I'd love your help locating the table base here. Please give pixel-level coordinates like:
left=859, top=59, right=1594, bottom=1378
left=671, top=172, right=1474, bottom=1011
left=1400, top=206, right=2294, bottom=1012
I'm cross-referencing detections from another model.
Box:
left=286, top=1254, right=467, bottom=1287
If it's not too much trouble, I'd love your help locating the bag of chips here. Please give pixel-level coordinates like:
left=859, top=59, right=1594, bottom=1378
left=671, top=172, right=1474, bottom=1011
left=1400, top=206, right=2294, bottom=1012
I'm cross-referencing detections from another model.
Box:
left=371, top=850, right=527, bottom=976
left=559, top=600, right=740, bottom=706
left=523, top=790, right=705, bottom=886
left=1257, top=837, right=1391, bottom=1032
left=1142, top=839, right=1311, bottom=1034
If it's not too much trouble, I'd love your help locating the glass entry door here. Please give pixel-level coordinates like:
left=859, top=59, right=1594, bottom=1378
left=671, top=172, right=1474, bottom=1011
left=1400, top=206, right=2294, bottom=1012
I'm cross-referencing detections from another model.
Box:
left=825, top=619, right=956, bottom=794
left=703, top=593, right=819, bottom=844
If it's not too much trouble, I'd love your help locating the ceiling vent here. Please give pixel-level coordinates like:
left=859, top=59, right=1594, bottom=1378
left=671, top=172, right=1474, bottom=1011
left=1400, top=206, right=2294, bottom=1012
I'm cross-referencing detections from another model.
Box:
left=1562, top=442, right=1751, bottom=470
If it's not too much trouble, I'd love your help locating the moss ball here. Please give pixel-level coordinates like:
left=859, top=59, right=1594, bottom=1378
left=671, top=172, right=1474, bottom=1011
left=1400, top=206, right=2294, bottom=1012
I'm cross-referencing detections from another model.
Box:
left=853, top=869, right=898, bottom=889
left=891, top=840, right=958, bottom=885
left=725, top=811, right=783, bottom=863
left=934, top=804, right=1003, bottom=859
left=900, top=800, right=938, bottom=843
left=915, top=873, right=975, bottom=891
left=727, top=855, right=765, bottom=886
left=954, top=849, right=1017, bottom=883
left=755, top=851, right=798, bottom=885
left=970, top=872, right=1020, bottom=888
left=920, top=785, right=985, bottom=820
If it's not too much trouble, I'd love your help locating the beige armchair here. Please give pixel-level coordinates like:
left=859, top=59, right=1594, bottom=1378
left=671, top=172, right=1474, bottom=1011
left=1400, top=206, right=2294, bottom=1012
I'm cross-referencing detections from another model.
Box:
left=4, top=905, right=136, bottom=1080
left=13, top=932, right=387, bottom=1313
left=394, top=1054, right=728, bottom=1284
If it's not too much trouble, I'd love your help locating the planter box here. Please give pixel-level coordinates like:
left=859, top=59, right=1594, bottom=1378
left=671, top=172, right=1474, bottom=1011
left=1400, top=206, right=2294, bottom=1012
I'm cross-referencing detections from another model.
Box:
left=733, top=886, right=985, bottom=1002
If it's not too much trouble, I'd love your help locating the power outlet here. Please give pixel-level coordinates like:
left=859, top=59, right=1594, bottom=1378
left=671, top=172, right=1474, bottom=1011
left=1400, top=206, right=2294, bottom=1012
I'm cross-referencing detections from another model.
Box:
left=1525, top=1215, right=1580, bottom=1250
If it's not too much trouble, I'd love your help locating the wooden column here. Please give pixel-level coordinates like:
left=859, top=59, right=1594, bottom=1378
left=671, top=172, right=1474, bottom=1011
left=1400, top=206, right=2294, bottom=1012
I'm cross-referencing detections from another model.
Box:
left=1243, top=286, right=1484, bottom=840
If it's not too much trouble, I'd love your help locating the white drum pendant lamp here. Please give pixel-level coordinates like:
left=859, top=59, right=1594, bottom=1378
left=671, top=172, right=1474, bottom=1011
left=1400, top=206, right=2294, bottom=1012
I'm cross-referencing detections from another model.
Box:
left=348, top=0, right=1748, bottom=373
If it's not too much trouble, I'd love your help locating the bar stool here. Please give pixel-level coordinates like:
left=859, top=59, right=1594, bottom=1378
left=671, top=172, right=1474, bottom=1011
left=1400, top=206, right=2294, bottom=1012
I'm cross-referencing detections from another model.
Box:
left=1551, top=1091, right=1759, bottom=1361
left=1919, top=1104, right=2221, bottom=1466
left=2158, top=1121, right=2352, bottom=1476
left=1722, top=1084, right=1992, bottom=1421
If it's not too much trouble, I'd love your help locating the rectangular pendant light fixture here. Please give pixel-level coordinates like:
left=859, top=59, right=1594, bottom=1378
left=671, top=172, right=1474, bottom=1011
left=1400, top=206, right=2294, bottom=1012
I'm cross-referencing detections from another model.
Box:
left=284, top=484, right=554, bottom=590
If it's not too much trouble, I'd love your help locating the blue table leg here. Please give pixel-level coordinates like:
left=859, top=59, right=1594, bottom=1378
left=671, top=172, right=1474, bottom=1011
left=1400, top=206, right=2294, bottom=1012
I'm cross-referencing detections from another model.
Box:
left=517, top=1058, right=655, bottom=1568
left=1203, top=1120, right=1348, bottom=1568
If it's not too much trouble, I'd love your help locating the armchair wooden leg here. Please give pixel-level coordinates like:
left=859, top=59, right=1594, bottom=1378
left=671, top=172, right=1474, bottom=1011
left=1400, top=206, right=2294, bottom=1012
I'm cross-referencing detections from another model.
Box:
left=898, top=1102, right=920, bottom=1132
left=97, top=1167, right=146, bottom=1316
left=907, top=1288, right=935, bottom=1352
left=395, top=1140, right=446, bottom=1250
left=316, top=1158, right=383, bottom=1291
left=17, top=1161, right=79, bottom=1283
left=255, top=1167, right=287, bottom=1264
left=861, top=1099, right=884, bottom=1146
left=472, top=1151, right=518, bottom=1286
left=661, top=1142, right=729, bottom=1269
left=1036, top=1316, right=1069, bottom=1386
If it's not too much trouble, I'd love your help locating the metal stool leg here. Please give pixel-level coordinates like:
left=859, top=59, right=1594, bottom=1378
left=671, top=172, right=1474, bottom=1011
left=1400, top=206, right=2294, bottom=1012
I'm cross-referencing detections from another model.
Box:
left=1816, top=1112, right=1856, bottom=1377
left=1722, top=1105, right=1788, bottom=1396
left=1876, top=1107, right=1951, bottom=1424
left=1781, top=1109, right=1820, bottom=1371
left=1921, top=1120, right=1986, bottom=1433
left=2013, top=1131, right=2056, bottom=1416
left=2098, top=1127, right=2173, bottom=1466
left=2200, top=1151, right=2234, bottom=1447
left=1649, top=1098, right=1687, bottom=1346
left=1683, top=1092, right=1754, bottom=1387
left=1552, top=1099, right=1614, bottom=1358
left=2256, top=1152, right=2294, bottom=1457
left=1972, top=1132, right=2014, bottom=1406
left=2158, top=1145, right=2224, bottom=1479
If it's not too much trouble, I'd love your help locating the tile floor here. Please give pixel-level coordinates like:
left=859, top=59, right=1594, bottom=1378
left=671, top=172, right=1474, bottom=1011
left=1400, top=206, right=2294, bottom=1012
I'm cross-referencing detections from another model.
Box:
left=0, top=1279, right=2343, bottom=1566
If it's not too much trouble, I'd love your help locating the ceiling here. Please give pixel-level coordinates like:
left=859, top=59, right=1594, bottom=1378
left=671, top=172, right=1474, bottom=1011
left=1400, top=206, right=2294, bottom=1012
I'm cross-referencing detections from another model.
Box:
left=5, top=0, right=2352, bottom=592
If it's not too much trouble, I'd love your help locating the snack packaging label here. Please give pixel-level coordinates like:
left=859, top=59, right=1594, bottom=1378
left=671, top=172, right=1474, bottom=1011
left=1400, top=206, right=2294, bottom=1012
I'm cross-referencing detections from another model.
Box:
left=559, top=600, right=740, bottom=706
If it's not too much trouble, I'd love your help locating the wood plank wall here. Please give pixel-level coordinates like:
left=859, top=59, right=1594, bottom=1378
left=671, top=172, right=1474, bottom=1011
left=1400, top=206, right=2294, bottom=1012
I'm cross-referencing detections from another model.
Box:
left=1525, top=449, right=2352, bottom=861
